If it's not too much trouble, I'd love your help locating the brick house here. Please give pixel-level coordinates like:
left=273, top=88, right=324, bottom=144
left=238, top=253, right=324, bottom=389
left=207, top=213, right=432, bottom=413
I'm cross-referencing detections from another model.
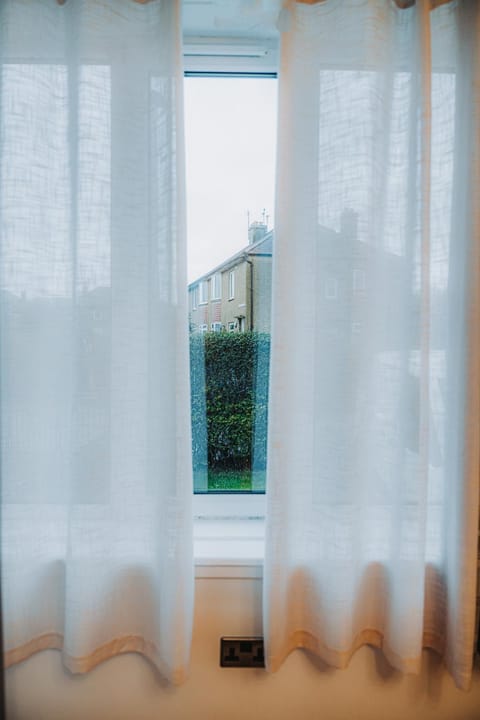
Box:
left=188, top=222, right=273, bottom=334
left=189, top=209, right=409, bottom=339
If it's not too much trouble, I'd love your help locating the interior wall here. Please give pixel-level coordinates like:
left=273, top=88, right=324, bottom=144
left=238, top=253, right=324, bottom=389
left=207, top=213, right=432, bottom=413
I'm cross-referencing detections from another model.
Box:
left=6, top=577, right=480, bottom=720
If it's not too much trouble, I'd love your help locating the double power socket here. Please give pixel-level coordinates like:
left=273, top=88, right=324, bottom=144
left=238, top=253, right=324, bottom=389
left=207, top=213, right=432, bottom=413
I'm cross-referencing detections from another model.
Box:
left=220, top=637, right=265, bottom=668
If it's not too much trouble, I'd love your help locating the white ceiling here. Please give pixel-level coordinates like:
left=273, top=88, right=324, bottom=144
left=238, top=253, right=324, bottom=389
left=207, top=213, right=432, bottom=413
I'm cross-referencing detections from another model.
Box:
left=182, top=0, right=282, bottom=41
left=182, top=0, right=281, bottom=73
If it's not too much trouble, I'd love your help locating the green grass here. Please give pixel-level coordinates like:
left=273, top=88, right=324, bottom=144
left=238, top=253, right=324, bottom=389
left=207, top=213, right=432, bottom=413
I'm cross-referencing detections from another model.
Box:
left=193, top=468, right=266, bottom=492
left=208, top=469, right=252, bottom=491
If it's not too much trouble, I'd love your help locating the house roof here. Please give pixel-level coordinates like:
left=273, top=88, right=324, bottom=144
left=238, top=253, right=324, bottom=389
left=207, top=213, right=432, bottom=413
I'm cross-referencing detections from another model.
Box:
left=188, top=229, right=273, bottom=289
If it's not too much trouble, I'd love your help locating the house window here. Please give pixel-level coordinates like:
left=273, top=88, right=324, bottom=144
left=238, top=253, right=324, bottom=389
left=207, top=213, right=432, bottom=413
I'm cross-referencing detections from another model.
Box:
left=211, top=272, right=221, bottom=300
left=228, top=321, right=236, bottom=332
left=228, top=270, right=235, bottom=300
left=211, top=322, right=222, bottom=332
left=199, top=280, right=208, bottom=304
left=199, top=324, right=208, bottom=334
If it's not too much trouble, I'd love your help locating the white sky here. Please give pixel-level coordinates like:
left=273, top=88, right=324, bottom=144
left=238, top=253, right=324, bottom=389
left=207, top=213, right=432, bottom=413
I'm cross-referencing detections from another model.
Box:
left=184, top=76, right=277, bottom=284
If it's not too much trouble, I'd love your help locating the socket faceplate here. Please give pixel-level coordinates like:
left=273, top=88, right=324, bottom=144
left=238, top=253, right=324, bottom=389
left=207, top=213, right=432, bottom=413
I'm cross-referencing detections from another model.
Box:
left=220, top=637, right=265, bottom=668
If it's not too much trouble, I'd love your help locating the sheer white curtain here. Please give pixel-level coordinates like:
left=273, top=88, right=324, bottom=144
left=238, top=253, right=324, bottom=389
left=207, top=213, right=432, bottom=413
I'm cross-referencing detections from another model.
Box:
left=1, top=0, right=193, bottom=684
left=264, top=0, right=479, bottom=689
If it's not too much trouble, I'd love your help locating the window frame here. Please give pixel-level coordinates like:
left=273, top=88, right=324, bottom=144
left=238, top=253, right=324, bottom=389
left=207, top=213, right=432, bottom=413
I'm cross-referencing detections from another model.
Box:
left=228, top=269, right=235, bottom=300
left=198, top=279, right=208, bottom=304
left=185, top=61, right=278, bottom=529
left=210, top=271, right=222, bottom=300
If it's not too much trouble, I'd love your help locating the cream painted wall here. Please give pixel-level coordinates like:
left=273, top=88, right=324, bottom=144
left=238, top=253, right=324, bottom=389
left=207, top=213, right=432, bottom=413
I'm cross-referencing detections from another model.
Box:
left=6, top=577, right=480, bottom=720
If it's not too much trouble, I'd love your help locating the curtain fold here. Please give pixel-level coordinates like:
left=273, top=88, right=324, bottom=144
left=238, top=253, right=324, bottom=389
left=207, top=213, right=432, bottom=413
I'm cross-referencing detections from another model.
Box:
left=264, top=0, right=479, bottom=690
left=0, top=0, right=193, bottom=684
left=296, top=0, right=455, bottom=9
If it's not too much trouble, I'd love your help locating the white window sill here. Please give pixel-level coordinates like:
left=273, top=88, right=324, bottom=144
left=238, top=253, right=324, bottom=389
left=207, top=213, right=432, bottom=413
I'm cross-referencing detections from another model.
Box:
left=193, top=494, right=265, bottom=578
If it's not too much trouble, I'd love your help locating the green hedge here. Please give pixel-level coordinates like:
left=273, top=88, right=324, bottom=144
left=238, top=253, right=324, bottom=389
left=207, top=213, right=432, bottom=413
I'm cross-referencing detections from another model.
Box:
left=190, top=331, right=270, bottom=473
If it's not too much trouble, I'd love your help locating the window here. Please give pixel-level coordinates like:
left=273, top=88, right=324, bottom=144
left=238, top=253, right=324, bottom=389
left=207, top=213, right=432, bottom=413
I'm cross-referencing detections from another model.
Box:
left=185, top=75, right=277, bottom=501
left=211, top=272, right=221, bottom=300
left=199, top=280, right=208, bottom=304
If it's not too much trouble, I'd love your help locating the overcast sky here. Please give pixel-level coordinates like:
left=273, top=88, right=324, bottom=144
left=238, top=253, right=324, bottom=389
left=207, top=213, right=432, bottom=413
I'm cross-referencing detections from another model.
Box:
left=184, top=76, right=277, bottom=284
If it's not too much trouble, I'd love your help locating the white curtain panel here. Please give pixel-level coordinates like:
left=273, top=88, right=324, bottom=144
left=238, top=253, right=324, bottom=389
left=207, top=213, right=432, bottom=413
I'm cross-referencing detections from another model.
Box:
left=264, top=0, right=480, bottom=690
left=1, top=0, right=193, bottom=684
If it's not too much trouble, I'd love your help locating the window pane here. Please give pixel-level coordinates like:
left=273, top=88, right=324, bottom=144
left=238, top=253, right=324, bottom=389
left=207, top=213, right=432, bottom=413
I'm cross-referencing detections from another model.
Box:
left=185, top=76, right=277, bottom=493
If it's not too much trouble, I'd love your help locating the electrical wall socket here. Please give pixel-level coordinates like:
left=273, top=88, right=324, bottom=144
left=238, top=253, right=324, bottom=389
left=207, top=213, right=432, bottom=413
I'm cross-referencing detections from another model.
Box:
left=220, top=637, right=265, bottom=668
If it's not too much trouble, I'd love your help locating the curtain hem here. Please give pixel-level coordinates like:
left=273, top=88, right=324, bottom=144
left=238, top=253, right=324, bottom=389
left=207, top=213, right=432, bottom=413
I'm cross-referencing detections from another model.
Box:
left=4, top=633, right=188, bottom=685
left=295, top=0, right=454, bottom=8
left=266, top=628, right=470, bottom=690
left=392, top=0, right=455, bottom=7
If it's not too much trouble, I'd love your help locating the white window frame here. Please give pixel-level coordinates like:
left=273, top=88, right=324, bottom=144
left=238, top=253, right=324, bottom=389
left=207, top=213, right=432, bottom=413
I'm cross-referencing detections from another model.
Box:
left=185, top=55, right=278, bottom=562
left=199, top=323, right=208, bottom=334
left=211, top=321, right=222, bottom=332
left=194, top=493, right=266, bottom=523
left=228, top=321, right=236, bottom=332
left=183, top=38, right=278, bottom=76
left=211, top=272, right=221, bottom=300
left=199, top=279, right=208, bottom=304
left=228, top=269, right=235, bottom=300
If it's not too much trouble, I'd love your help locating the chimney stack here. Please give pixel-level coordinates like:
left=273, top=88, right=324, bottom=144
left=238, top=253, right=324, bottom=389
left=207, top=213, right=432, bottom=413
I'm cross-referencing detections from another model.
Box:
left=248, top=220, right=268, bottom=245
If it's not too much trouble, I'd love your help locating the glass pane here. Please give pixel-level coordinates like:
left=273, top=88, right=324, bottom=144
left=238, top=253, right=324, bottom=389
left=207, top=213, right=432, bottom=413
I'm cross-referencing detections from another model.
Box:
left=185, top=76, right=277, bottom=493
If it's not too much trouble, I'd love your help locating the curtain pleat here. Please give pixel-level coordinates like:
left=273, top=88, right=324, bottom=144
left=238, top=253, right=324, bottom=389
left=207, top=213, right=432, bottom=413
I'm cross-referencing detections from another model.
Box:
left=264, top=0, right=479, bottom=690
left=0, top=0, right=193, bottom=685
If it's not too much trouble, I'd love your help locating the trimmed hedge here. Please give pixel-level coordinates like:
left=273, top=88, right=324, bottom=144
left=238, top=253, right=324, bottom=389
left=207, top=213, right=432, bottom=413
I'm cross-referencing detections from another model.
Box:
left=190, top=331, right=270, bottom=472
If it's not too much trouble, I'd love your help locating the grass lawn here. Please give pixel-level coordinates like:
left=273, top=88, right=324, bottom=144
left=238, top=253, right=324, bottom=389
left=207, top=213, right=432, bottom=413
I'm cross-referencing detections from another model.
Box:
left=208, top=469, right=252, bottom=491
left=193, top=469, right=266, bottom=492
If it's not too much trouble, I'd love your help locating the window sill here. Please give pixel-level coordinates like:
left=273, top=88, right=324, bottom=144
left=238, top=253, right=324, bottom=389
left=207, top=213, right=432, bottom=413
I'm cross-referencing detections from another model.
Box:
left=194, top=516, right=264, bottom=579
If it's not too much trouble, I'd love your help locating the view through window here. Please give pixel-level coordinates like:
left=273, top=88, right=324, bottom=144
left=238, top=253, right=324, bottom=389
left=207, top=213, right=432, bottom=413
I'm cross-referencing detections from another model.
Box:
left=185, top=76, right=277, bottom=493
